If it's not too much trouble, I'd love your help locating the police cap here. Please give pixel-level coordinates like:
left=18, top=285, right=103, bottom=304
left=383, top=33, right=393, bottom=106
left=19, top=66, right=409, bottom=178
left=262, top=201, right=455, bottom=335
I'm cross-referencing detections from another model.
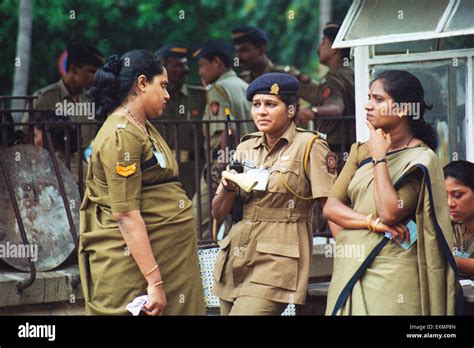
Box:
left=192, top=40, right=233, bottom=61
left=246, top=72, right=300, bottom=101
left=231, top=25, right=268, bottom=46
left=155, top=44, right=187, bottom=60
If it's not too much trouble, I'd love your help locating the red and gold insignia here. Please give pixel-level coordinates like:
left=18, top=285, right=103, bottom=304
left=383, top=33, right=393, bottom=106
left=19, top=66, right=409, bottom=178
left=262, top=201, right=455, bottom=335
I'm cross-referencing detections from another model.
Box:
left=322, top=87, right=332, bottom=99
left=326, top=151, right=337, bottom=174
left=116, top=163, right=137, bottom=177
left=210, top=101, right=220, bottom=116
left=192, top=109, right=200, bottom=117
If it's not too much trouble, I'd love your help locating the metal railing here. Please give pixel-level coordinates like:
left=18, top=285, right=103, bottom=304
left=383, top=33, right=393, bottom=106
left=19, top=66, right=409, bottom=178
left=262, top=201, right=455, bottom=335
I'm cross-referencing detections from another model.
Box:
left=1, top=96, right=356, bottom=289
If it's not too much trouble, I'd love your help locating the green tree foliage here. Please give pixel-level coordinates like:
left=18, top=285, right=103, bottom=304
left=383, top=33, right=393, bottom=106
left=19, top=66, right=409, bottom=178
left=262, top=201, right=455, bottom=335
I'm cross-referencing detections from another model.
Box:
left=0, top=0, right=352, bottom=95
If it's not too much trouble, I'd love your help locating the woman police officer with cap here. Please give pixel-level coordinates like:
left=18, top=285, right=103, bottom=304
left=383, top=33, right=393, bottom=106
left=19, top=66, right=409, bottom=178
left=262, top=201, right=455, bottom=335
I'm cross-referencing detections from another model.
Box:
left=211, top=72, right=336, bottom=315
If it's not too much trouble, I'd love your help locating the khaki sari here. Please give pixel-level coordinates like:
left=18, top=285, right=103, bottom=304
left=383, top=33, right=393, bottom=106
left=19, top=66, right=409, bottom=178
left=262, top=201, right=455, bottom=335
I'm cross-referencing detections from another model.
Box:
left=326, top=146, right=462, bottom=315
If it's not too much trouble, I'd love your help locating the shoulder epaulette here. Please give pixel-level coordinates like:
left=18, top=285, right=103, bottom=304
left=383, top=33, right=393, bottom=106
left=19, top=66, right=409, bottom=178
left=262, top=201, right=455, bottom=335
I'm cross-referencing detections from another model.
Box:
left=240, top=131, right=262, bottom=142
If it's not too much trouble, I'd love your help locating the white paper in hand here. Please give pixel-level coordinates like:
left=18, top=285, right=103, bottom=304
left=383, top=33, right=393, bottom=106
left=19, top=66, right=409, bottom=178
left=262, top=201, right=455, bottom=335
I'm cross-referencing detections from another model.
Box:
left=126, top=295, right=149, bottom=316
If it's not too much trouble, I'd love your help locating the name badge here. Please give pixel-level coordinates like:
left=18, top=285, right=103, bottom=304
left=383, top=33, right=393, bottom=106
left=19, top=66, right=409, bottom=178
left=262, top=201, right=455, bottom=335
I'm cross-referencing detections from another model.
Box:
left=154, top=150, right=167, bottom=168
left=454, top=250, right=470, bottom=259
left=246, top=168, right=269, bottom=191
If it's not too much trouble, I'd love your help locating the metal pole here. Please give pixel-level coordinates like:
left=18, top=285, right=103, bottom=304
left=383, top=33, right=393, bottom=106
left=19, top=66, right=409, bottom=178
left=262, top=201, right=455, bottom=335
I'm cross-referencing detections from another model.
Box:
left=45, top=128, right=79, bottom=249
left=193, top=122, right=202, bottom=241
left=0, top=151, right=37, bottom=292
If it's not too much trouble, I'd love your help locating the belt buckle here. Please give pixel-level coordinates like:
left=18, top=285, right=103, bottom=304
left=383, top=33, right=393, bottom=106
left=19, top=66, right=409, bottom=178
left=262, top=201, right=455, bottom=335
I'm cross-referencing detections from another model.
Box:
left=288, top=210, right=299, bottom=222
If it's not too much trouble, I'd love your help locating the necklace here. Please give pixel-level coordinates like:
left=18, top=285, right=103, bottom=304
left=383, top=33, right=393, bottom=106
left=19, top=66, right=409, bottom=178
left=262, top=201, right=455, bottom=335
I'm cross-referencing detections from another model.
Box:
left=120, top=105, right=148, bottom=136
left=405, top=134, right=415, bottom=148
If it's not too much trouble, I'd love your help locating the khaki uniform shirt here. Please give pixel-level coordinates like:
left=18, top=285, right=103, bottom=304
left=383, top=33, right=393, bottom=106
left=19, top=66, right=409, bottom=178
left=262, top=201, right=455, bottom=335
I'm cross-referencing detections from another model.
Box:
left=213, top=122, right=336, bottom=304
left=22, top=79, right=96, bottom=148
left=79, top=114, right=205, bottom=315
left=314, top=66, right=355, bottom=147
left=240, top=60, right=320, bottom=105
left=159, top=84, right=206, bottom=197
left=203, top=70, right=253, bottom=152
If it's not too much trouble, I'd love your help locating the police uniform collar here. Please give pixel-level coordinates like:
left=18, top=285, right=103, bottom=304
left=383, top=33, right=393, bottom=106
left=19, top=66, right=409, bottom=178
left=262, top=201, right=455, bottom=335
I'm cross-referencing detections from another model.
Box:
left=59, top=78, right=85, bottom=101
left=253, top=121, right=297, bottom=149
left=58, top=79, right=72, bottom=100
left=208, top=70, right=237, bottom=89
left=249, top=60, right=274, bottom=81
left=217, top=69, right=237, bottom=81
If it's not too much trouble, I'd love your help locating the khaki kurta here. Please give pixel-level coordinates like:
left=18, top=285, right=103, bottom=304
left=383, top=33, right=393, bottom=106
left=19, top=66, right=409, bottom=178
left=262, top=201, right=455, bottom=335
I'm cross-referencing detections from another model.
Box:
left=213, top=122, right=336, bottom=305
left=326, top=142, right=459, bottom=315
left=78, top=114, right=205, bottom=315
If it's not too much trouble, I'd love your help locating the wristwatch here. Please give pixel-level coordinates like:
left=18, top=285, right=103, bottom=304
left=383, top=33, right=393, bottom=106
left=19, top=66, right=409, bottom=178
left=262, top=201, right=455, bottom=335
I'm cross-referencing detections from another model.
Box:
left=372, top=158, right=387, bottom=166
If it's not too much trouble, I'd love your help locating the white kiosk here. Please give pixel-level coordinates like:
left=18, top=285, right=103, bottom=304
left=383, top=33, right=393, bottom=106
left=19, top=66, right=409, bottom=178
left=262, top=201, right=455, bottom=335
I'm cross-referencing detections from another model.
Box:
left=333, top=0, right=474, bottom=163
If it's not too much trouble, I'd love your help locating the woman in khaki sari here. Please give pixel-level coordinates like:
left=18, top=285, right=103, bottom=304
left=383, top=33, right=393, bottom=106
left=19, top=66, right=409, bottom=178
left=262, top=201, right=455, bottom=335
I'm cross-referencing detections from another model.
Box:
left=79, top=50, right=205, bottom=315
left=324, top=70, right=462, bottom=315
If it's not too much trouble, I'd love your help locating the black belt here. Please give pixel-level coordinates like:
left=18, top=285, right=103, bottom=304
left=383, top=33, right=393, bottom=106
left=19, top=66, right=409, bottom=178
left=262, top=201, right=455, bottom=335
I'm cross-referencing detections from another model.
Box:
left=157, top=175, right=180, bottom=185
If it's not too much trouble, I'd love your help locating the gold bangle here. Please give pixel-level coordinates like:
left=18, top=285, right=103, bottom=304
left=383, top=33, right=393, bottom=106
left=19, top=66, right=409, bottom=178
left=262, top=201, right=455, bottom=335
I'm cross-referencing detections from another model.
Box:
left=366, top=214, right=374, bottom=231
left=147, top=280, right=164, bottom=289
left=371, top=217, right=381, bottom=232
left=144, top=264, right=158, bottom=277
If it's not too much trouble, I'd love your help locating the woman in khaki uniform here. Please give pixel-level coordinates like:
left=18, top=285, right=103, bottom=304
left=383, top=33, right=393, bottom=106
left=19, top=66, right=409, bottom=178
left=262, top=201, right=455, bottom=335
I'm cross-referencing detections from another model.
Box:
left=323, top=70, right=461, bottom=315
left=79, top=50, right=205, bottom=315
left=444, top=160, right=474, bottom=276
left=211, top=73, right=336, bottom=315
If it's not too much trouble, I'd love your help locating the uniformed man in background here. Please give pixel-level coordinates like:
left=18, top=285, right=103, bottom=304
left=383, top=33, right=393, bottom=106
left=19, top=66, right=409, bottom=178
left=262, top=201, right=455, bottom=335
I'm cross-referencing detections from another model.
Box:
left=232, top=25, right=319, bottom=105
left=155, top=44, right=206, bottom=198
left=296, top=22, right=355, bottom=165
left=23, top=43, right=104, bottom=147
left=22, top=43, right=104, bottom=185
left=192, top=40, right=252, bottom=240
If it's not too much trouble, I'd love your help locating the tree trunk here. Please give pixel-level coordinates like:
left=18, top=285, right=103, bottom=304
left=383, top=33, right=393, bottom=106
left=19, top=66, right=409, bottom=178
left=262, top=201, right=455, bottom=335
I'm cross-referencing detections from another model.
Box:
left=319, top=0, right=332, bottom=43
left=11, top=0, right=33, bottom=123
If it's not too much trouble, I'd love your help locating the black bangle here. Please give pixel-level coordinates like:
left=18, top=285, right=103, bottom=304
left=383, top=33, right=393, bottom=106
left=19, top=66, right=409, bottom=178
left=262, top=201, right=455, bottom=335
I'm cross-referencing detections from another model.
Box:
left=223, top=186, right=236, bottom=192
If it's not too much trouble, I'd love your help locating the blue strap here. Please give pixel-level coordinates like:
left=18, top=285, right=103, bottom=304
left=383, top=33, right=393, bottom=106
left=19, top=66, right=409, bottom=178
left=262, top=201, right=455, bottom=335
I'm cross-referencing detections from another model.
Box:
left=331, top=237, right=389, bottom=315
left=413, top=164, right=464, bottom=315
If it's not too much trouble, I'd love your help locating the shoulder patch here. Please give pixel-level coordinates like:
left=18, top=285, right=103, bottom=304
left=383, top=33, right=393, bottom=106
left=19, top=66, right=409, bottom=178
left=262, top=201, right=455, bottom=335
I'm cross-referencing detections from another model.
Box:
left=325, top=151, right=338, bottom=174
left=116, top=163, right=137, bottom=177
left=116, top=123, right=127, bottom=129
left=210, top=101, right=220, bottom=116
left=322, top=87, right=332, bottom=99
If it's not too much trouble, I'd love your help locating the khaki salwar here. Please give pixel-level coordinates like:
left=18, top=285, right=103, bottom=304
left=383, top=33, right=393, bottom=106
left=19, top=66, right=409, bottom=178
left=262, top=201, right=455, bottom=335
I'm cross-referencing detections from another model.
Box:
left=78, top=114, right=205, bottom=315
left=326, top=143, right=460, bottom=315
